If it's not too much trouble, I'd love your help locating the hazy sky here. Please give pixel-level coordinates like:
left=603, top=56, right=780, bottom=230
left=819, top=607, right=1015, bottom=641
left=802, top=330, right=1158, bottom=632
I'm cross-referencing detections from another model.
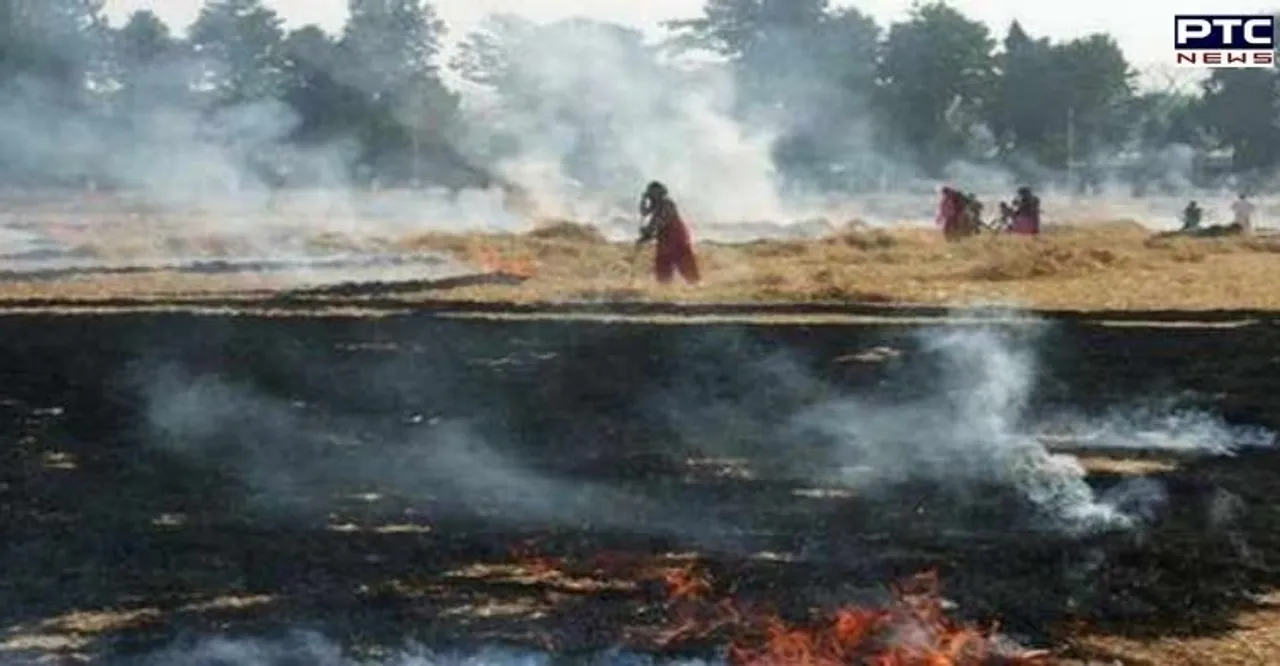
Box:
left=103, top=0, right=1268, bottom=87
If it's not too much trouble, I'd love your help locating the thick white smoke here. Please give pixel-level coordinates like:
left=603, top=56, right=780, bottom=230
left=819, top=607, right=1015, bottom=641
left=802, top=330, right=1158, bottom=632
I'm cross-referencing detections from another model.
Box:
left=3, top=5, right=1262, bottom=250
left=0, top=70, right=529, bottom=252
left=136, top=313, right=1275, bottom=545
left=654, top=316, right=1272, bottom=537
left=137, top=363, right=726, bottom=544
left=790, top=323, right=1161, bottom=534
left=452, top=15, right=789, bottom=225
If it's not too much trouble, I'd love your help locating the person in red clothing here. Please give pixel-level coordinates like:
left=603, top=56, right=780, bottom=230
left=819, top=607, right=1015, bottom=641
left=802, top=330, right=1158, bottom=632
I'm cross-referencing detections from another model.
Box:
left=1009, top=186, right=1041, bottom=235
left=937, top=186, right=967, bottom=241
left=637, top=181, right=700, bottom=285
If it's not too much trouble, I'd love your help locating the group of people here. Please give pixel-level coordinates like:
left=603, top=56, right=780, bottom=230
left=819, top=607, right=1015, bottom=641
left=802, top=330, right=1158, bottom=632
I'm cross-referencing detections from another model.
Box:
left=634, top=181, right=1270, bottom=285
left=1180, top=194, right=1257, bottom=233
left=937, top=186, right=1042, bottom=240
left=629, top=180, right=1054, bottom=286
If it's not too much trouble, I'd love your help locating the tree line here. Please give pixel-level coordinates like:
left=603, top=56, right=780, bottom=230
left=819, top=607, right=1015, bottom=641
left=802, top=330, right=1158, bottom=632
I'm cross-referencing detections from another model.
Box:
left=1, top=0, right=1276, bottom=196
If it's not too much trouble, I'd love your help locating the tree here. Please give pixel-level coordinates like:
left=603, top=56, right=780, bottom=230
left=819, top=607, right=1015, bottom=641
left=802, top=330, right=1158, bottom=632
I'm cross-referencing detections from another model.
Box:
left=666, top=0, right=882, bottom=191
left=452, top=13, right=536, bottom=94
left=0, top=0, right=110, bottom=186
left=1198, top=68, right=1280, bottom=179
left=1120, top=88, right=1203, bottom=194
left=985, top=22, right=1054, bottom=167
left=95, top=9, right=188, bottom=190
left=874, top=1, right=996, bottom=174
left=768, top=6, right=881, bottom=191
left=820, top=8, right=880, bottom=100
left=339, top=0, right=460, bottom=185
left=979, top=23, right=1133, bottom=189
left=188, top=0, right=287, bottom=104
left=1051, top=34, right=1132, bottom=188
left=667, top=0, right=876, bottom=117
left=342, top=0, right=446, bottom=97
left=667, top=0, right=828, bottom=59
left=0, top=0, right=108, bottom=95
left=280, top=25, right=364, bottom=147
left=109, top=10, right=185, bottom=105
left=116, top=10, right=172, bottom=66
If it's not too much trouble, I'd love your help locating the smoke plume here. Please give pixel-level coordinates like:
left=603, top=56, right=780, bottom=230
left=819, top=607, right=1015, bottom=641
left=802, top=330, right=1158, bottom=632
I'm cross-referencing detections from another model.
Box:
left=3, top=3, right=1245, bottom=248
left=651, top=315, right=1271, bottom=536
left=135, top=314, right=1275, bottom=547
left=450, top=15, right=796, bottom=224
left=789, top=323, right=1155, bottom=534
left=136, top=361, right=726, bottom=545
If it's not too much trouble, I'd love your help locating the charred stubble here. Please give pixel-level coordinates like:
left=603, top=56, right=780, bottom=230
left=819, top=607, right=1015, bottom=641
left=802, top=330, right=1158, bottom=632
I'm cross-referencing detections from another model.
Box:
left=0, top=311, right=1277, bottom=664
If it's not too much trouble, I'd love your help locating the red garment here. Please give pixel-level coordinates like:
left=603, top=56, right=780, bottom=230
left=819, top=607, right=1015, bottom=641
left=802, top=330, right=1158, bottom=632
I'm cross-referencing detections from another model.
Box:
left=1010, top=214, right=1038, bottom=234
left=1010, top=195, right=1041, bottom=235
left=937, top=189, right=964, bottom=237
left=936, top=189, right=955, bottom=226
left=649, top=199, right=700, bottom=284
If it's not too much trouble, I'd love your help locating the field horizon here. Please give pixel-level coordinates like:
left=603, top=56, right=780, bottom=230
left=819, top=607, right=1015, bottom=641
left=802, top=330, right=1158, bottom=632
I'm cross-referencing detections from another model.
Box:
left=1, top=209, right=1278, bottom=313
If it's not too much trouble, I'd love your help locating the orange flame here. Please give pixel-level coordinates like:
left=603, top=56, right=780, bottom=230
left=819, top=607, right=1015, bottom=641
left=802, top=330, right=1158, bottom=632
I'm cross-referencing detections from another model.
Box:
left=662, top=565, right=713, bottom=601
left=502, top=548, right=1049, bottom=665
left=653, top=565, right=1049, bottom=666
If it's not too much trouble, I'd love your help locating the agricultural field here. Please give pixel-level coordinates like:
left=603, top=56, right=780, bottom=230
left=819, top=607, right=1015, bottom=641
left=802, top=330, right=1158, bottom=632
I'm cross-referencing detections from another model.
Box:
left=0, top=195, right=1278, bottom=665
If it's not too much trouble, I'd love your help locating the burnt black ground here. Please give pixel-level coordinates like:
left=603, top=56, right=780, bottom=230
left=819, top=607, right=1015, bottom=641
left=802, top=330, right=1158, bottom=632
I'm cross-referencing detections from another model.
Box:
left=1, top=309, right=1279, bottom=662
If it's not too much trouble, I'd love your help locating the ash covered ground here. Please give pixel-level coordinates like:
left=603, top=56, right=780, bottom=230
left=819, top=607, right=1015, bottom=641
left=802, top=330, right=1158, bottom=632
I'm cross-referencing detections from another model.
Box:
left=0, top=308, right=1278, bottom=665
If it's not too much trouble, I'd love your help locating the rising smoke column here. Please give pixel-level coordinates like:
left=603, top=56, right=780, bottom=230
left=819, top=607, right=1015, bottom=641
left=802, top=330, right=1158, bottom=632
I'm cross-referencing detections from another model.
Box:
left=451, top=15, right=787, bottom=224
left=752, top=321, right=1162, bottom=534
left=651, top=316, right=1269, bottom=537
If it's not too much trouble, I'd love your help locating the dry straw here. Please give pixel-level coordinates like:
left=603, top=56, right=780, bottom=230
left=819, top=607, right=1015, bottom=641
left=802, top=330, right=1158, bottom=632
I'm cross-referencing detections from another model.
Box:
left=8, top=216, right=1280, bottom=311
left=391, top=218, right=1280, bottom=311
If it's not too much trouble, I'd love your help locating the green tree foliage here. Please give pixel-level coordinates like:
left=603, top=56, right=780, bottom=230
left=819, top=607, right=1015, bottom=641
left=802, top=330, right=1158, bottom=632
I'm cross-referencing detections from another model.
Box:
left=109, top=10, right=185, bottom=104
left=669, top=0, right=881, bottom=190
left=340, top=0, right=460, bottom=185
left=0, top=0, right=109, bottom=184
left=114, top=10, right=174, bottom=69
left=188, top=0, right=287, bottom=104
left=987, top=23, right=1056, bottom=168
left=667, top=0, right=829, bottom=60
left=874, top=2, right=996, bottom=175
left=1198, top=69, right=1280, bottom=178
left=279, top=26, right=362, bottom=146
left=0, top=0, right=107, bottom=96
left=1052, top=35, right=1133, bottom=158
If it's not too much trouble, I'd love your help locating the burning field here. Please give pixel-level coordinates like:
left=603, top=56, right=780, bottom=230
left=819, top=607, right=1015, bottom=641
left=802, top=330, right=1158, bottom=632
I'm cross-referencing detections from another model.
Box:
left=0, top=193, right=1279, bottom=665
left=2, top=210, right=1280, bottom=311
left=1, top=303, right=1278, bottom=665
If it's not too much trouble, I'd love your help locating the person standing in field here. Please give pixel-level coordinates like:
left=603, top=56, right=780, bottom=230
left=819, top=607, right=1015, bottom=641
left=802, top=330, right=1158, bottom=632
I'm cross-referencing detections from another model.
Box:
left=937, top=186, right=966, bottom=241
left=1010, top=186, right=1041, bottom=235
left=1181, top=200, right=1203, bottom=231
left=637, top=181, right=700, bottom=285
left=1231, top=193, right=1255, bottom=233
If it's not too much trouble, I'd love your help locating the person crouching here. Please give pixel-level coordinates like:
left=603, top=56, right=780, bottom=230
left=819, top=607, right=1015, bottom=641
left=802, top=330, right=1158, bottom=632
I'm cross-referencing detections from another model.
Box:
left=637, top=181, right=700, bottom=285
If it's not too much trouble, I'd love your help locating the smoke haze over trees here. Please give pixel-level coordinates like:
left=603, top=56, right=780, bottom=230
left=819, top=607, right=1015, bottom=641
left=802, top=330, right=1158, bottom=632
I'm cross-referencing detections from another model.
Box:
left=1, top=0, right=1277, bottom=207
